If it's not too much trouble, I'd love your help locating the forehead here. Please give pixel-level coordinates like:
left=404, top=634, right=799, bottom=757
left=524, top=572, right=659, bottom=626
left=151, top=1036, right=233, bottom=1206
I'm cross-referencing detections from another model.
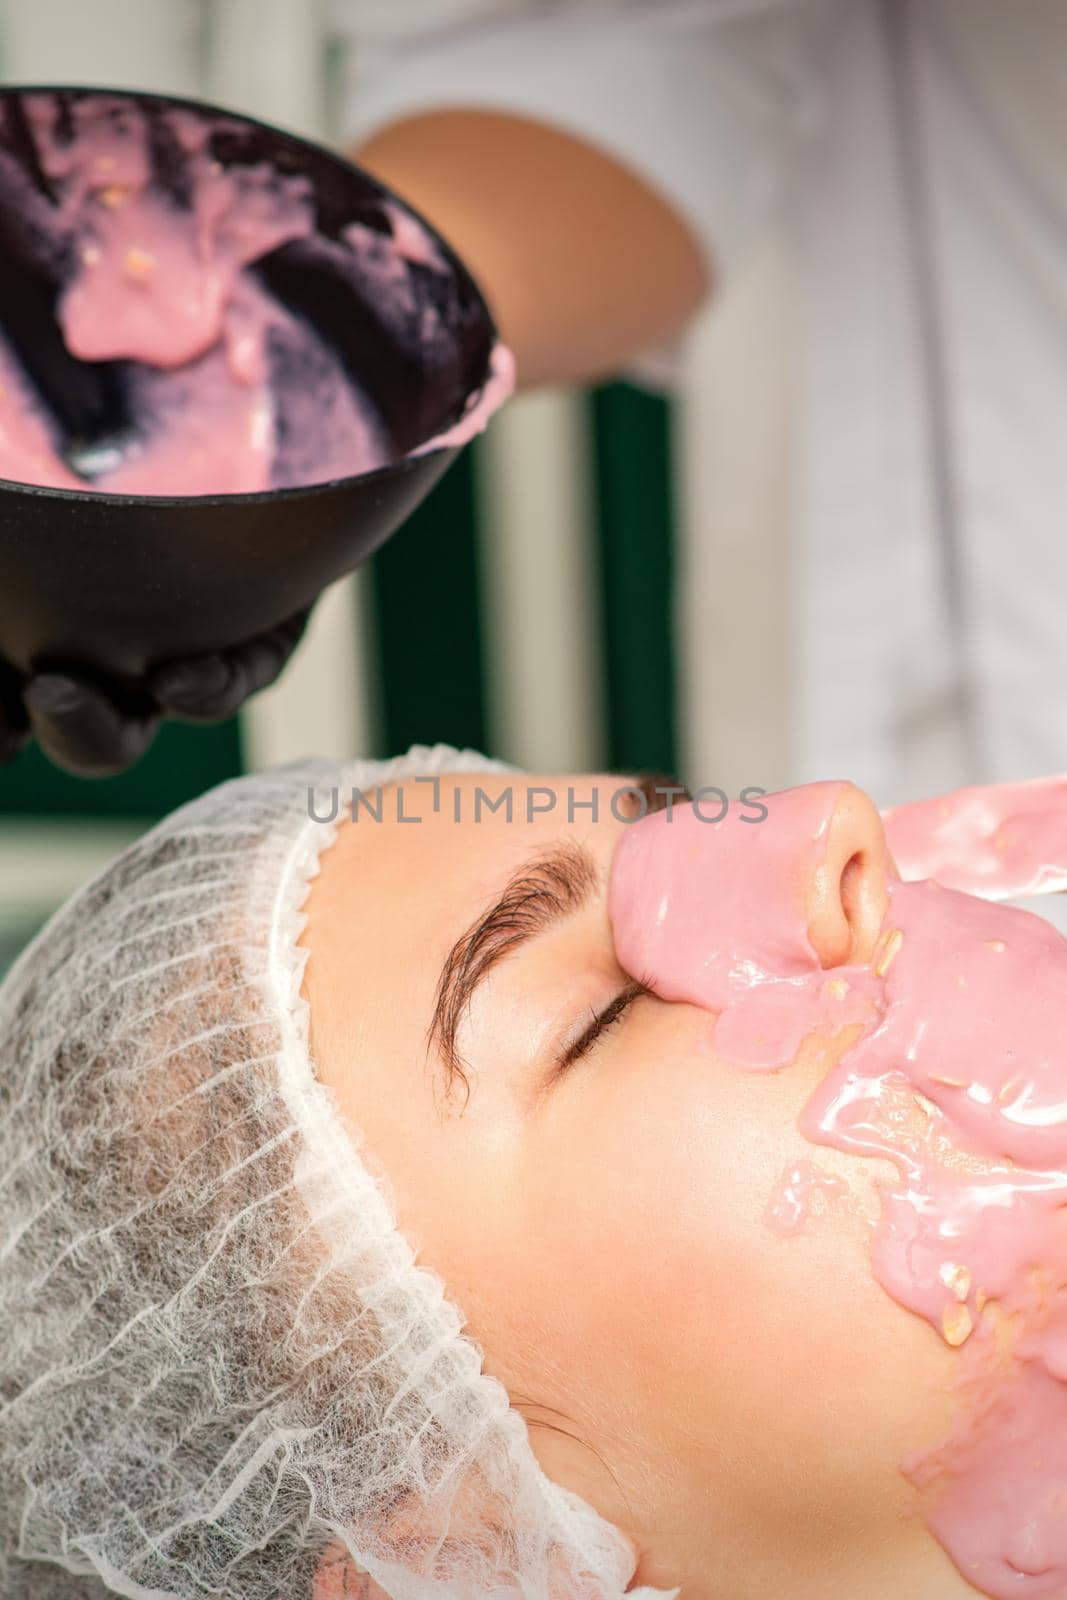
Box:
left=325, top=769, right=634, bottom=896
left=303, top=770, right=621, bottom=1004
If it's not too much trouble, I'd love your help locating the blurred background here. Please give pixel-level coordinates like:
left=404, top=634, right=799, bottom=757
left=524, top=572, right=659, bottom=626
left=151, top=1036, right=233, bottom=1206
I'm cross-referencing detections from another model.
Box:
left=0, top=0, right=783, bottom=972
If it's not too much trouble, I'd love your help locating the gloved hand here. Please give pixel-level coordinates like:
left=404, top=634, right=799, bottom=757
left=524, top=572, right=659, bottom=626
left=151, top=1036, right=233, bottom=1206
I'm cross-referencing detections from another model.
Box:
left=0, top=605, right=312, bottom=779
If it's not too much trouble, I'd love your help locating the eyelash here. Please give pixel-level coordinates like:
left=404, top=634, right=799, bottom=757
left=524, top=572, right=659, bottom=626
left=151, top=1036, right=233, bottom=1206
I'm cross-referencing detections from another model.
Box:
left=558, top=981, right=647, bottom=1071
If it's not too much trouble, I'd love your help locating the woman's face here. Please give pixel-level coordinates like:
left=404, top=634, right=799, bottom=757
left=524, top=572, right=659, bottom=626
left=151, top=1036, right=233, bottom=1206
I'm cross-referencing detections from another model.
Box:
left=302, top=773, right=972, bottom=1600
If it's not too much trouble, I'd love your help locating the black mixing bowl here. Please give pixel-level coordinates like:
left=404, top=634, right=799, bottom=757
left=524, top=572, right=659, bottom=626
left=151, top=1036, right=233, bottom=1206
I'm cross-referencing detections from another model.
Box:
left=0, top=85, right=503, bottom=695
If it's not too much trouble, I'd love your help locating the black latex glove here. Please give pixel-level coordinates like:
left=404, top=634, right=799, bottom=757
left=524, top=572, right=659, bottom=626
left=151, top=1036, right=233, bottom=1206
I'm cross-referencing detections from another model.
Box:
left=2, top=606, right=312, bottom=779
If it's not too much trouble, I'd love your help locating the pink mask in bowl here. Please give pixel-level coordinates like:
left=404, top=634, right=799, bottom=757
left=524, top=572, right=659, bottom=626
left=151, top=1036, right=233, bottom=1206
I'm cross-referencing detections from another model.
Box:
left=0, top=88, right=513, bottom=498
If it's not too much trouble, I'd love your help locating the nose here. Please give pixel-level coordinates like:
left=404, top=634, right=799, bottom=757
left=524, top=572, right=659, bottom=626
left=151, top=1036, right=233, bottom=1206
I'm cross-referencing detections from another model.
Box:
left=608, top=780, right=898, bottom=1029
left=805, top=782, right=894, bottom=968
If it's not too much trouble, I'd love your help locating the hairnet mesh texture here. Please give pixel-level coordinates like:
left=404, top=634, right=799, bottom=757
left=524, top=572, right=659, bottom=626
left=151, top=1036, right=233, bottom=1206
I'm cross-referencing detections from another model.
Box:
left=0, top=745, right=678, bottom=1600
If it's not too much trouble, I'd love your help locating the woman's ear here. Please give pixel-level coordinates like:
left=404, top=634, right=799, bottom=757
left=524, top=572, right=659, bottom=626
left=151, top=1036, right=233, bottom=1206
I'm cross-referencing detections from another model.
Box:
left=311, top=1541, right=391, bottom=1600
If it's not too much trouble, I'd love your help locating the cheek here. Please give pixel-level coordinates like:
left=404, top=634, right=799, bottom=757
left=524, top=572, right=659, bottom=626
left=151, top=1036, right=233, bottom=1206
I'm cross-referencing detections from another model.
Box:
left=516, top=1035, right=958, bottom=1523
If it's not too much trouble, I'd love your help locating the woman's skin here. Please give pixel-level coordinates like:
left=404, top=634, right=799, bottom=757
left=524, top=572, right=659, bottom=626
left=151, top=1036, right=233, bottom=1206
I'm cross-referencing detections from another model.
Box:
left=302, top=773, right=982, bottom=1600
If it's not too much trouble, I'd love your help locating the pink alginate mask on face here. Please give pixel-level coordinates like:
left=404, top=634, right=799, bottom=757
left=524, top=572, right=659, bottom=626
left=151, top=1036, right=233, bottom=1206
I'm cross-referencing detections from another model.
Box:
left=884, top=775, right=1067, bottom=902
left=0, top=95, right=512, bottom=496
left=610, top=782, right=1067, bottom=1598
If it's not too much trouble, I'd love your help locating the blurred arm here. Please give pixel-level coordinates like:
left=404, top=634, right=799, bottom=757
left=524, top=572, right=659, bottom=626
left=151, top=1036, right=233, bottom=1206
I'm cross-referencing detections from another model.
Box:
left=352, top=108, right=711, bottom=391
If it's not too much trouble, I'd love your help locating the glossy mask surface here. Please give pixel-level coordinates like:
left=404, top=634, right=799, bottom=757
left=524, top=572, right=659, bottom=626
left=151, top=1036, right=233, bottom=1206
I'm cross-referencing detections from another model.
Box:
left=610, top=784, right=1067, bottom=1598
left=885, top=775, right=1067, bottom=901
left=0, top=95, right=512, bottom=495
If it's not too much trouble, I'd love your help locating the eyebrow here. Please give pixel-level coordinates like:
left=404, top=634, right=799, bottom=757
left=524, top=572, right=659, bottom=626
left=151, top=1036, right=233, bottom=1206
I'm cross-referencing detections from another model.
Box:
left=427, top=772, right=686, bottom=1105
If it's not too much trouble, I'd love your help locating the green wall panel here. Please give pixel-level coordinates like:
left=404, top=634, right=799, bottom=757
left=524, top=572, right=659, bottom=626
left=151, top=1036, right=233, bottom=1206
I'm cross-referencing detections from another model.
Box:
left=590, top=382, right=678, bottom=779
left=367, top=444, right=488, bottom=759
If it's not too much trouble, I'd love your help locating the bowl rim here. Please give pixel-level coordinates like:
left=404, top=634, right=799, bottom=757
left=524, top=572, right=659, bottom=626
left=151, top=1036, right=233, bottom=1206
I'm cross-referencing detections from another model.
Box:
left=0, top=81, right=500, bottom=507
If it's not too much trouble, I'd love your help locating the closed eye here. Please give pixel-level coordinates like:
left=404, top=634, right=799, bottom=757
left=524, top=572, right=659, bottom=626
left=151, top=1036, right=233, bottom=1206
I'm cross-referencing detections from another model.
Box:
left=557, top=979, right=648, bottom=1072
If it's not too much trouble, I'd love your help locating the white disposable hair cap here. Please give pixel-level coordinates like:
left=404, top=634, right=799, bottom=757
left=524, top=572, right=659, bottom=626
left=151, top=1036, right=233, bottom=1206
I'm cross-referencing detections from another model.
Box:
left=0, top=743, right=679, bottom=1600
